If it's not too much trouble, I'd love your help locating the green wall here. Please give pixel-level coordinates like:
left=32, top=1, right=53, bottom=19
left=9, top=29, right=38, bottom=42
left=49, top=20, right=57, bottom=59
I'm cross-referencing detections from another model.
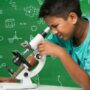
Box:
left=0, top=0, right=90, bottom=87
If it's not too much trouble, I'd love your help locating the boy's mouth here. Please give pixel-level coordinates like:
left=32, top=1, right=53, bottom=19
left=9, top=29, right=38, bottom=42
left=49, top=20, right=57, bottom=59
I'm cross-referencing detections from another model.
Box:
left=60, top=35, right=63, bottom=39
left=55, top=33, right=64, bottom=39
left=58, top=34, right=63, bottom=39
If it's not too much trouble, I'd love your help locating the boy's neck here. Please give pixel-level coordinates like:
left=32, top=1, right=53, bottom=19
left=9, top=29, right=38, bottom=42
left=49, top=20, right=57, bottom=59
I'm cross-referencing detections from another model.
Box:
left=73, top=17, right=89, bottom=46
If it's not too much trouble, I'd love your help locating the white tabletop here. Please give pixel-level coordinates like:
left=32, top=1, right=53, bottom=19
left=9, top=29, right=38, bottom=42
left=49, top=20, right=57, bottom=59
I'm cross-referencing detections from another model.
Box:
left=29, top=85, right=82, bottom=90
left=0, top=83, right=82, bottom=90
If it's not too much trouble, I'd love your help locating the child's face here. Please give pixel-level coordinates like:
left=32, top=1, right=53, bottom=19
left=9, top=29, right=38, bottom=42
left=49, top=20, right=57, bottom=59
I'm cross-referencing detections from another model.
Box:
left=44, top=15, right=77, bottom=40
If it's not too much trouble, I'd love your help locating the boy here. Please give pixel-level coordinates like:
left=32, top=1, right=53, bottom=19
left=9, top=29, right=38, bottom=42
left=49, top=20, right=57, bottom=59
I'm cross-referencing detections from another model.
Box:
left=37, top=0, right=90, bottom=90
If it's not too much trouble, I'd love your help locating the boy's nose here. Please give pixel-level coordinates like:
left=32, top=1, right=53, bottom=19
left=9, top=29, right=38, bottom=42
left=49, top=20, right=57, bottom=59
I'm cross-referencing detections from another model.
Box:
left=52, top=29, right=58, bottom=35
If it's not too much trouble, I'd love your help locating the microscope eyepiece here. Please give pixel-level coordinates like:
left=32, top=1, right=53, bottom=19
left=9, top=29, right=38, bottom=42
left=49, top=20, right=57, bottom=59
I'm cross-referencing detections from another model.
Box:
left=41, top=27, right=50, bottom=37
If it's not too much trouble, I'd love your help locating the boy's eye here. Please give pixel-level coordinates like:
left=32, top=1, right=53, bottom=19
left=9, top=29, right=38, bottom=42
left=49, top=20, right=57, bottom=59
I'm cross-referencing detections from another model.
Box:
left=52, top=25, right=58, bottom=28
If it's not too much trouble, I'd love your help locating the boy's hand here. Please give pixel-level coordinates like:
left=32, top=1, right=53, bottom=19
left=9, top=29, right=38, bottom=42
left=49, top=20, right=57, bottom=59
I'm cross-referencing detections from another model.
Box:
left=38, top=41, right=63, bottom=57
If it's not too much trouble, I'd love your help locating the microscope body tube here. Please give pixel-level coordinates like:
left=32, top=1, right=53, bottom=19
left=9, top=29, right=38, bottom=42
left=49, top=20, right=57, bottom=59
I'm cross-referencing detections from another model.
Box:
left=30, top=27, right=50, bottom=50
left=29, top=34, right=44, bottom=50
left=23, top=27, right=50, bottom=54
left=23, top=34, right=44, bottom=55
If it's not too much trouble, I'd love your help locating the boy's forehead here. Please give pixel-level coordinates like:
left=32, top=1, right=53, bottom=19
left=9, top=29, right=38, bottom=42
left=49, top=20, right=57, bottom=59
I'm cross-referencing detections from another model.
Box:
left=44, top=16, right=64, bottom=25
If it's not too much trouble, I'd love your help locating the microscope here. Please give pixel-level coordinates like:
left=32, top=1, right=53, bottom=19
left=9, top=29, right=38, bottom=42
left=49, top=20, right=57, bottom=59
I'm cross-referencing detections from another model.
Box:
left=0, top=27, right=50, bottom=90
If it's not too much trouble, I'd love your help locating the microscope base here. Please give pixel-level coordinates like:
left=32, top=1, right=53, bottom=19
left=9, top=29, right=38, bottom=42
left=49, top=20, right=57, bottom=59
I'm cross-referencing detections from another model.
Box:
left=0, top=82, right=37, bottom=90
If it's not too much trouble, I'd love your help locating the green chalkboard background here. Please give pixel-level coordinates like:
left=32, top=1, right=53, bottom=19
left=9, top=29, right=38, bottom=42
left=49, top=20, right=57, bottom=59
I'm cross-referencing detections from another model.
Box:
left=0, top=0, right=90, bottom=87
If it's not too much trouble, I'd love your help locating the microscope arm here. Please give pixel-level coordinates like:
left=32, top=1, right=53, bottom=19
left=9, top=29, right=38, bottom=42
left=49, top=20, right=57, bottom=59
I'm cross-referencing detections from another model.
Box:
left=15, top=52, right=46, bottom=80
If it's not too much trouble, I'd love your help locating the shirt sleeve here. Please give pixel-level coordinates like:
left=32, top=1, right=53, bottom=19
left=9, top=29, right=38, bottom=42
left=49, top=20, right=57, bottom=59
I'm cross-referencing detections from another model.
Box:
left=84, top=45, right=90, bottom=76
left=45, top=33, right=66, bottom=47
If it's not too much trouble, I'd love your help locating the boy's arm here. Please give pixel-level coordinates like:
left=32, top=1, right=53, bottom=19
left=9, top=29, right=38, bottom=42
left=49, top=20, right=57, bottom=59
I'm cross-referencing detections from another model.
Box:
left=38, top=41, right=90, bottom=90
left=0, top=77, right=17, bottom=82
left=57, top=48, right=90, bottom=90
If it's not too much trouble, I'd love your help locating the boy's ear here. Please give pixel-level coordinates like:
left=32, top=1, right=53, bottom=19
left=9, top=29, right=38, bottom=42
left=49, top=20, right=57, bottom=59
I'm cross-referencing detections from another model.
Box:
left=68, top=12, right=78, bottom=25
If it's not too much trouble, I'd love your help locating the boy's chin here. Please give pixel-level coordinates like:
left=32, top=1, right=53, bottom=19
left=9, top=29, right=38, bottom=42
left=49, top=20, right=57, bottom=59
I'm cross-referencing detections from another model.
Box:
left=59, top=35, right=71, bottom=41
left=62, top=37, right=71, bottom=41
